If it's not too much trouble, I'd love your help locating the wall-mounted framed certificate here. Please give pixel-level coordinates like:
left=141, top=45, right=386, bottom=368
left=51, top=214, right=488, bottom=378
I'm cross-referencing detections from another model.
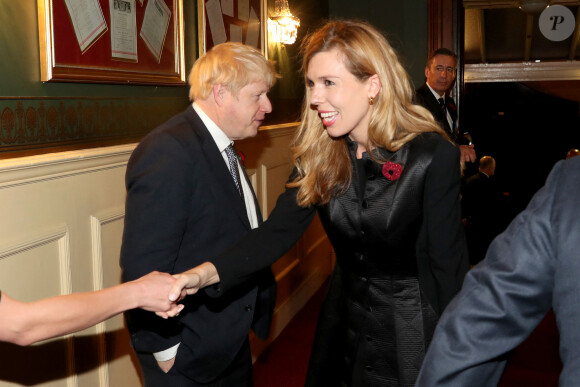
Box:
left=37, top=0, right=185, bottom=85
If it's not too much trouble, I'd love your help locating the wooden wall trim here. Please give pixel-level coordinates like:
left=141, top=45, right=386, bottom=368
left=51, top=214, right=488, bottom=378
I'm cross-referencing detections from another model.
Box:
left=465, top=61, right=580, bottom=82
left=428, top=0, right=455, bottom=54
left=0, top=144, right=134, bottom=187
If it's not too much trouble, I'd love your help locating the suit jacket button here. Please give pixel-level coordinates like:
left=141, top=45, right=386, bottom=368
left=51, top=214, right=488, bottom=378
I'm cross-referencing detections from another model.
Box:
left=245, top=305, right=253, bottom=312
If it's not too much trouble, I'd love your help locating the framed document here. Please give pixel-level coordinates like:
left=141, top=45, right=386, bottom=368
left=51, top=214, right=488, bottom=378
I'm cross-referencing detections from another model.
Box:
left=37, top=0, right=185, bottom=85
left=109, top=0, right=138, bottom=62
left=198, top=0, right=267, bottom=56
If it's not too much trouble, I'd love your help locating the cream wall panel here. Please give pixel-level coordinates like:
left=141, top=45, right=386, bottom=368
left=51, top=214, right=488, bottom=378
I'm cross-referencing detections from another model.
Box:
left=0, top=229, right=70, bottom=301
left=0, top=230, right=78, bottom=387
left=260, top=160, right=293, bottom=217
left=90, top=211, right=142, bottom=387
left=0, top=146, right=132, bottom=387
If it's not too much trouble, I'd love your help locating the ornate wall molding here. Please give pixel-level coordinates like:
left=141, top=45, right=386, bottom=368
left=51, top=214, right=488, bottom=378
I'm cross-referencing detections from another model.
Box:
left=0, top=96, right=189, bottom=154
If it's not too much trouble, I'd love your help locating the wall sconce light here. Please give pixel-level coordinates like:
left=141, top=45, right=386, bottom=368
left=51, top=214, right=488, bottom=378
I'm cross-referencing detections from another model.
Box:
left=268, top=0, right=300, bottom=45
left=518, top=0, right=550, bottom=13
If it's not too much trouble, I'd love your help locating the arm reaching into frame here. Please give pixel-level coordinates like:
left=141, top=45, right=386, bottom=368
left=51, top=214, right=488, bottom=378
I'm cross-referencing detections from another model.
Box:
left=0, top=271, right=183, bottom=346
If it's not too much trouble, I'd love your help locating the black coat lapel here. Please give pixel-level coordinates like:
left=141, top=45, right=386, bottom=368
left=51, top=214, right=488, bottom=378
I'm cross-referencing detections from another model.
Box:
left=185, top=107, right=252, bottom=228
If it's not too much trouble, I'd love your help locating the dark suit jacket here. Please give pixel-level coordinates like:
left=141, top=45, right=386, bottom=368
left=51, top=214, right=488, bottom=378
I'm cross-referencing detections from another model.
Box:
left=120, top=105, right=276, bottom=383
left=416, top=156, right=580, bottom=386
left=415, top=83, right=458, bottom=142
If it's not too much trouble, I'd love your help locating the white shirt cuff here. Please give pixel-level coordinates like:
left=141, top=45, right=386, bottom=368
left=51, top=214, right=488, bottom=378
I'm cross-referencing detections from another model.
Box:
left=153, top=343, right=180, bottom=361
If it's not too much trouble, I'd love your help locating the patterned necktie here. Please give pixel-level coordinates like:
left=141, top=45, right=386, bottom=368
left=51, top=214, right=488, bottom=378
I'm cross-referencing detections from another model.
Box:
left=438, top=97, right=446, bottom=112
left=438, top=97, right=454, bottom=133
left=225, top=144, right=245, bottom=201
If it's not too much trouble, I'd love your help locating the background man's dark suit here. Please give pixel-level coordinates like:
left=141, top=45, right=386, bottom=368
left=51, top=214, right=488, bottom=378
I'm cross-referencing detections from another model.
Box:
left=416, top=156, right=580, bottom=386
left=415, top=84, right=458, bottom=142
left=120, top=105, right=276, bottom=384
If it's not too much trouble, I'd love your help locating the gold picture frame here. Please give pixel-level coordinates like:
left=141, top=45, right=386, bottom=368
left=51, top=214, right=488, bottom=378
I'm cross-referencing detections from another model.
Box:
left=37, top=0, right=185, bottom=85
left=197, top=0, right=267, bottom=57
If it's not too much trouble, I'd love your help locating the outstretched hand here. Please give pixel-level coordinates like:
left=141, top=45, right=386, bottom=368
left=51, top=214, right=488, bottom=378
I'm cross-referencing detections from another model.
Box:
left=155, top=262, right=220, bottom=318
left=131, top=271, right=184, bottom=318
left=170, top=271, right=203, bottom=300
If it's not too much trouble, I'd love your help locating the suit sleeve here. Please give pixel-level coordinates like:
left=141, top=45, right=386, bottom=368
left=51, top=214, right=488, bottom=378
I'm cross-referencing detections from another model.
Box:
left=415, top=161, right=564, bottom=386
left=208, top=176, right=316, bottom=296
left=421, top=140, right=469, bottom=314
left=120, top=132, right=192, bottom=352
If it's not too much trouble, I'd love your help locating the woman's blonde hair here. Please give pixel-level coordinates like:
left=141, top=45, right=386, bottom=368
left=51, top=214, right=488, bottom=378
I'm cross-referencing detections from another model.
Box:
left=188, top=42, right=279, bottom=101
left=289, top=20, right=447, bottom=206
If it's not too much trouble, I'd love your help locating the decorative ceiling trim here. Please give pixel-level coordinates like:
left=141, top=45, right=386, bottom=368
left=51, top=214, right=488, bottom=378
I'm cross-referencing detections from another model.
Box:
left=464, top=61, right=580, bottom=81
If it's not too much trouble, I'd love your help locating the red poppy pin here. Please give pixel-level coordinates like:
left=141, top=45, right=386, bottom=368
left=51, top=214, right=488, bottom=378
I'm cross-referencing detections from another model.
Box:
left=382, top=161, right=402, bottom=181
left=237, top=150, right=245, bottom=167
left=448, top=102, right=456, bottom=112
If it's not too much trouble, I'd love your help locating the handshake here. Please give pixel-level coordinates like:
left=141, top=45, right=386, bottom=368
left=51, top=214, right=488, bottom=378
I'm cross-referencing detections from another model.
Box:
left=0, top=262, right=221, bottom=346
left=154, top=262, right=220, bottom=319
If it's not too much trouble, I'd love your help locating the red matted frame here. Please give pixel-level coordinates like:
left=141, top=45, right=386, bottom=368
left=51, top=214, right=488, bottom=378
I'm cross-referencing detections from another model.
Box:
left=197, top=0, right=267, bottom=57
left=37, top=0, right=185, bottom=85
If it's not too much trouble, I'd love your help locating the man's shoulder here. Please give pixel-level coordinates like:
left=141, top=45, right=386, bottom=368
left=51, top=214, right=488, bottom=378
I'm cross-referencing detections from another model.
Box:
left=549, top=157, right=580, bottom=207
left=415, top=83, right=430, bottom=94
left=466, top=172, right=483, bottom=184
left=414, top=84, right=437, bottom=110
left=130, top=107, right=207, bottom=161
left=415, top=83, right=431, bottom=100
left=141, top=107, right=202, bottom=144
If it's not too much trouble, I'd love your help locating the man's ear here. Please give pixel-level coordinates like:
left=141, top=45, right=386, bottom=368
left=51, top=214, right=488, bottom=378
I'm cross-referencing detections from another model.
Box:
left=424, top=66, right=430, bottom=79
left=213, top=84, right=226, bottom=106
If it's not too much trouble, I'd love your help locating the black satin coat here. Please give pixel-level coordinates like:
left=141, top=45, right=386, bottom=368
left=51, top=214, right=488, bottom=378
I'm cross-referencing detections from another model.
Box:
left=210, top=132, right=469, bottom=386
left=307, top=133, right=469, bottom=386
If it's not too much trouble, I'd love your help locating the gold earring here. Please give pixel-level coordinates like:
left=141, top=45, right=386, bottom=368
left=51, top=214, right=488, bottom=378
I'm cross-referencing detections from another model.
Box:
left=369, top=97, right=374, bottom=105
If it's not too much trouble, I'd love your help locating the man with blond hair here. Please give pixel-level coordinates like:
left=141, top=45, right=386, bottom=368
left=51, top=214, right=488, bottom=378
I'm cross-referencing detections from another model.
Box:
left=121, top=42, right=279, bottom=386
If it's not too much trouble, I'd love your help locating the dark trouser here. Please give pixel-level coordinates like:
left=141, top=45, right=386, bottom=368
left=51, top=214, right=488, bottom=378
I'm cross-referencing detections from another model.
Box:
left=137, top=338, right=254, bottom=387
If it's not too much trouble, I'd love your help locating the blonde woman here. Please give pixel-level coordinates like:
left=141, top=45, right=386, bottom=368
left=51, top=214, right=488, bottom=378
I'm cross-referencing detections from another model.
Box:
left=170, top=20, right=469, bottom=386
